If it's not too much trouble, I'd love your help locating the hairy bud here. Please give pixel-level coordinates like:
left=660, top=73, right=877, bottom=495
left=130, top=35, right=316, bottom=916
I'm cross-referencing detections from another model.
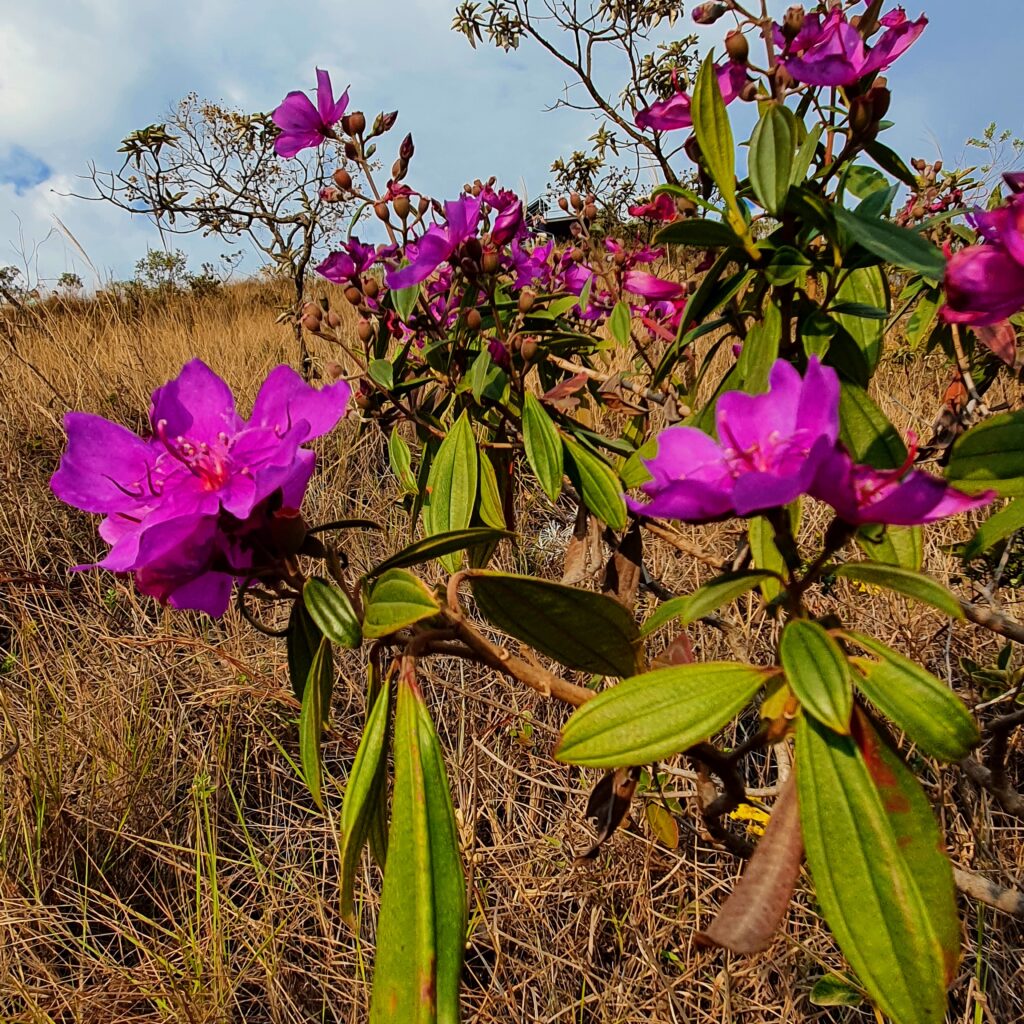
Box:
left=356, top=319, right=374, bottom=343
left=725, top=30, right=749, bottom=65
left=569, top=191, right=583, bottom=212
left=399, top=133, right=414, bottom=161
left=691, top=2, right=728, bottom=25
left=326, top=310, right=342, bottom=328
left=363, top=277, right=380, bottom=300
left=518, top=290, right=535, bottom=314
left=391, top=158, right=408, bottom=181
left=342, top=111, right=366, bottom=136
left=332, top=168, right=353, bottom=191
left=583, top=202, right=598, bottom=221
left=464, top=308, right=482, bottom=331
left=558, top=196, right=570, bottom=212
left=300, top=313, right=321, bottom=332
left=520, top=338, right=538, bottom=362
left=418, top=195, right=431, bottom=216
left=373, top=201, right=391, bottom=223
left=481, top=250, right=501, bottom=274
left=344, top=285, right=363, bottom=306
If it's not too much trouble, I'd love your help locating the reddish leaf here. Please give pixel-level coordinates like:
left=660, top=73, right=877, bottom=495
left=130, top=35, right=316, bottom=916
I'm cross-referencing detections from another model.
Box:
left=696, top=775, right=803, bottom=954
left=974, top=320, right=1018, bottom=368
left=542, top=372, right=589, bottom=412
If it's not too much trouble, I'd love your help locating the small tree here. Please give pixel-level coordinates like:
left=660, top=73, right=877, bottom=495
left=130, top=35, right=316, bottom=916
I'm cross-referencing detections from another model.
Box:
left=81, top=94, right=353, bottom=371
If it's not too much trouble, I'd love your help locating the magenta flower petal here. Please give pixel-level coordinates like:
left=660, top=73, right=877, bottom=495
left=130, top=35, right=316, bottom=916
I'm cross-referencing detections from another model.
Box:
left=623, top=270, right=685, bottom=301
left=250, top=365, right=351, bottom=441
left=941, top=245, right=1024, bottom=327
left=149, top=359, right=240, bottom=442
left=635, top=62, right=746, bottom=132
left=860, top=11, right=928, bottom=76
left=51, top=412, right=154, bottom=514
left=783, top=13, right=867, bottom=86
left=315, top=68, right=349, bottom=126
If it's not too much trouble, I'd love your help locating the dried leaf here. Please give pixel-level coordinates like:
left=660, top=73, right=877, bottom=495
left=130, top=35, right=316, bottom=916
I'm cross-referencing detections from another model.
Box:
left=696, top=775, right=802, bottom=953
left=562, top=505, right=604, bottom=585
left=577, top=766, right=640, bottom=860
left=602, top=521, right=643, bottom=611
left=975, top=320, right=1018, bottom=367
left=542, top=371, right=589, bottom=412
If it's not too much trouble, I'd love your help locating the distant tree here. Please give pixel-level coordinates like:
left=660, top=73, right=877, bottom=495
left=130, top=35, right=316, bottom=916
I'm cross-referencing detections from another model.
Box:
left=453, top=0, right=701, bottom=215
left=56, top=272, right=84, bottom=293
left=134, top=248, right=189, bottom=292
left=81, top=94, right=354, bottom=372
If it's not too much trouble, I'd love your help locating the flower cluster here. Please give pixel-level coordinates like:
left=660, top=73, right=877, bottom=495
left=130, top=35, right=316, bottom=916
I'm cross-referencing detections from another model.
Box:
left=628, top=358, right=990, bottom=527
left=942, top=173, right=1024, bottom=327
left=51, top=361, right=350, bottom=616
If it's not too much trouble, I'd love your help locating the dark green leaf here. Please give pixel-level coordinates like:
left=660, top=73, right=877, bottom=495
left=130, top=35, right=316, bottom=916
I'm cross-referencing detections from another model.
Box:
left=866, top=140, right=917, bottom=188
left=839, top=382, right=905, bottom=468
left=946, top=409, right=1024, bottom=496
left=368, top=528, right=512, bottom=579
left=287, top=599, right=322, bottom=702
left=835, top=205, right=944, bottom=279
left=522, top=392, right=564, bottom=503
left=834, top=267, right=887, bottom=378
left=834, top=563, right=963, bottom=619
left=362, top=569, right=441, bottom=639
left=370, top=674, right=465, bottom=1024
left=466, top=571, right=640, bottom=677
left=299, top=636, right=333, bottom=810
left=620, top=435, right=656, bottom=489
left=423, top=411, right=479, bottom=570
left=368, top=358, right=394, bottom=390
left=780, top=620, right=853, bottom=734
left=692, top=55, right=737, bottom=211
left=843, top=630, right=979, bottom=761
left=790, top=122, right=823, bottom=187
left=563, top=436, right=628, bottom=530
left=339, top=678, right=391, bottom=923
left=738, top=301, right=782, bottom=392
left=844, top=164, right=890, bottom=200
left=303, top=578, right=362, bottom=649
left=655, top=218, right=739, bottom=248
left=392, top=279, right=420, bottom=322
left=749, top=104, right=794, bottom=215
left=556, top=663, right=771, bottom=767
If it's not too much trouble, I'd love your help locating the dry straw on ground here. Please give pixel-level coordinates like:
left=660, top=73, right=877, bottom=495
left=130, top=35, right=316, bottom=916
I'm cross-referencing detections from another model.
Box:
left=1, top=281, right=1022, bottom=1023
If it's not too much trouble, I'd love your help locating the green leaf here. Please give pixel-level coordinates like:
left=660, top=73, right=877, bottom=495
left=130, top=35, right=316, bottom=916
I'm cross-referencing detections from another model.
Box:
left=423, top=411, right=479, bottom=571
left=856, top=523, right=923, bottom=571
left=790, top=123, right=823, bottom=187
left=834, top=268, right=888, bottom=378
left=466, top=571, right=640, bottom=677
left=844, top=164, right=890, bottom=200
left=388, top=430, right=418, bottom=495
left=641, top=570, right=775, bottom=637
left=796, top=714, right=953, bottom=1024
left=563, top=436, right=628, bottom=530
left=299, top=636, right=333, bottom=810
left=800, top=309, right=836, bottom=359
left=620, top=435, right=656, bottom=489
left=370, top=675, right=465, bottom=1024
left=866, top=140, right=917, bottom=188
left=946, top=409, right=1024, bottom=496
left=835, top=205, right=945, bottom=280
left=339, top=678, right=391, bottom=923
left=556, top=663, right=770, bottom=768
left=286, top=599, right=322, bottom=701
left=906, top=288, right=941, bottom=350
left=368, top=528, right=512, bottom=579
left=961, top=498, right=1024, bottom=560
left=737, top=301, right=782, bottom=393
left=692, top=55, right=737, bottom=213
left=838, top=381, right=905, bottom=468
left=749, top=515, right=787, bottom=602
left=655, top=218, right=739, bottom=248
left=842, top=630, right=979, bottom=761
left=522, top=392, right=564, bottom=503
left=780, top=620, right=853, bottom=734
left=303, top=578, right=362, bottom=649
left=809, top=975, right=863, bottom=1008
left=476, top=450, right=505, bottom=530
left=749, top=104, right=794, bottom=216
left=362, top=569, right=441, bottom=639
left=608, top=299, right=632, bottom=346
left=392, top=279, right=420, bottom=322
left=763, top=246, right=811, bottom=286
left=368, top=358, right=394, bottom=390
left=834, top=563, right=963, bottom=619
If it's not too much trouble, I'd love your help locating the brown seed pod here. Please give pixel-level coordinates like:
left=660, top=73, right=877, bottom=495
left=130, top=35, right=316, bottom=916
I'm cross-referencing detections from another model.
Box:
left=518, top=290, right=536, bottom=314
left=363, top=277, right=380, bottom=300
left=332, top=168, right=353, bottom=191
left=520, top=338, right=538, bottom=362
left=344, top=285, right=363, bottom=306
left=357, top=319, right=374, bottom=343
left=393, top=194, right=411, bottom=219
left=465, top=308, right=482, bottom=331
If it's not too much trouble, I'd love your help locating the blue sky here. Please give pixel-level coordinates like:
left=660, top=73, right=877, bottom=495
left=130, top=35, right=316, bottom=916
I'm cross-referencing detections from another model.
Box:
left=0, top=0, right=1019, bottom=287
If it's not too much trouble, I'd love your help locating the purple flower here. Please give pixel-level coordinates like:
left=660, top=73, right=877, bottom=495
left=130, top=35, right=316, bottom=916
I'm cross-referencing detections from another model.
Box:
left=942, top=180, right=1024, bottom=327
left=628, top=358, right=840, bottom=522
left=317, top=237, right=379, bottom=284
left=623, top=270, right=685, bottom=302
left=490, top=195, right=525, bottom=247
left=272, top=69, right=349, bottom=159
left=51, top=360, right=350, bottom=616
left=635, top=62, right=747, bottom=132
left=809, top=444, right=993, bottom=526
left=386, top=194, right=483, bottom=290
left=629, top=193, right=678, bottom=222
left=780, top=7, right=926, bottom=87
left=509, top=238, right=553, bottom=290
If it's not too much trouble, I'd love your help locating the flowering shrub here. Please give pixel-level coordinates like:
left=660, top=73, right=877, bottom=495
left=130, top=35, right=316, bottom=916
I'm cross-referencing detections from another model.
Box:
left=53, top=3, right=1024, bottom=1023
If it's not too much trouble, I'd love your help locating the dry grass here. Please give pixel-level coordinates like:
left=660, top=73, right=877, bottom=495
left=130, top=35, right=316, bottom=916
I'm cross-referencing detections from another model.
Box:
left=1, top=281, right=1023, bottom=1023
